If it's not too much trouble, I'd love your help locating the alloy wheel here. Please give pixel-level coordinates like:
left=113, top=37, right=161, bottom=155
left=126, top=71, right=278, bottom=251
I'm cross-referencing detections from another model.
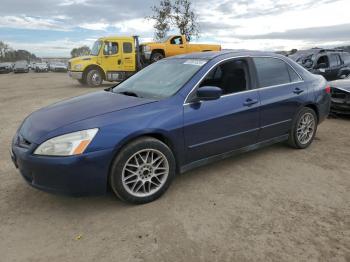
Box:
left=296, top=112, right=315, bottom=145
left=122, top=149, right=169, bottom=197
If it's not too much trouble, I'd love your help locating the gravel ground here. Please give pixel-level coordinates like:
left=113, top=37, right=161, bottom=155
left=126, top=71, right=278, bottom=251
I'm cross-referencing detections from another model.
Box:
left=0, top=72, right=349, bottom=262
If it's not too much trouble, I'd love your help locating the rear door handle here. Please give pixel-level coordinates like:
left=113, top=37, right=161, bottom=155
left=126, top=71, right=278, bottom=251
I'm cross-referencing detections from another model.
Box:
left=243, top=98, right=258, bottom=107
left=293, top=88, right=304, bottom=95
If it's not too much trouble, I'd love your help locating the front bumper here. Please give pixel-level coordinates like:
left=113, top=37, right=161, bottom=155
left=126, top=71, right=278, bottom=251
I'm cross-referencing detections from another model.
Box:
left=68, top=71, right=83, bottom=80
left=11, top=142, right=114, bottom=196
left=331, top=100, right=350, bottom=115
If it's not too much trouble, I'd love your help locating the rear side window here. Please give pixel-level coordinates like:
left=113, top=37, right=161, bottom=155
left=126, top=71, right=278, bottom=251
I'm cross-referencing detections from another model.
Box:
left=329, top=54, right=341, bottom=67
left=123, top=42, right=133, bottom=53
left=254, top=57, right=298, bottom=88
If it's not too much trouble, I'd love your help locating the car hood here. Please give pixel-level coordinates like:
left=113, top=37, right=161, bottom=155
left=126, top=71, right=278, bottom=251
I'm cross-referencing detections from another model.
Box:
left=329, top=80, right=350, bottom=92
left=20, top=91, right=156, bottom=143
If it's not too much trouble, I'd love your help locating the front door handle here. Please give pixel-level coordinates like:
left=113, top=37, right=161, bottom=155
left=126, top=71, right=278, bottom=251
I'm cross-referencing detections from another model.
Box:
left=243, top=98, right=258, bottom=107
left=293, top=88, right=304, bottom=95
left=117, top=59, right=122, bottom=65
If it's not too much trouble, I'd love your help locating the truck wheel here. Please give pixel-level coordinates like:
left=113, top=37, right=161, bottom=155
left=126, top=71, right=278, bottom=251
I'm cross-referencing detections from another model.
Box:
left=86, top=69, right=103, bottom=87
left=109, top=137, right=176, bottom=204
left=150, top=52, right=164, bottom=63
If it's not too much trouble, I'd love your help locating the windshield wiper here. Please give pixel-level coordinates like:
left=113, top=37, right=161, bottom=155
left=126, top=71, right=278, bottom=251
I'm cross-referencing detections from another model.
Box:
left=117, top=91, right=141, bottom=98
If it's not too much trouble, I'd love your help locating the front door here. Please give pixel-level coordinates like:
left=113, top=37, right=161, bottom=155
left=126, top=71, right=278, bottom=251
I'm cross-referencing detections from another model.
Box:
left=167, top=36, right=186, bottom=57
left=183, top=58, right=260, bottom=163
left=102, top=40, right=122, bottom=72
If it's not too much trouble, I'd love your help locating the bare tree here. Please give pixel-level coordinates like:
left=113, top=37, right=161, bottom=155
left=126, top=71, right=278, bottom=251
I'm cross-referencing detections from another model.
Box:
left=148, top=0, right=172, bottom=40
left=172, top=0, right=199, bottom=41
left=148, top=0, right=199, bottom=41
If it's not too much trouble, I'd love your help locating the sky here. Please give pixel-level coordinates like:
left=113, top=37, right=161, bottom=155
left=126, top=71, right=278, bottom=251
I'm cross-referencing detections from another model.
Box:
left=0, top=0, right=349, bottom=57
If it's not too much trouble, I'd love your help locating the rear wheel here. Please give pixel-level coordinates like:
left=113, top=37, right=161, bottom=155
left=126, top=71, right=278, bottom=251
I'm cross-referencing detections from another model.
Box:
left=86, top=69, right=103, bottom=87
left=150, top=52, right=164, bottom=63
left=109, top=137, right=176, bottom=204
left=288, top=107, right=317, bottom=149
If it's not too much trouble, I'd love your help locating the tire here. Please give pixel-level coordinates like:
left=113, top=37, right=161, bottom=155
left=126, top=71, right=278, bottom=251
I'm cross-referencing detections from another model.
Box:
left=86, top=69, right=103, bottom=87
left=109, top=137, right=176, bottom=204
left=288, top=107, right=318, bottom=149
left=150, top=52, right=164, bottom=63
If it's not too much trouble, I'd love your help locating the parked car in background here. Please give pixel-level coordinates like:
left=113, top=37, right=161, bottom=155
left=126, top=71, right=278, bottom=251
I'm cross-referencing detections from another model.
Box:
left=141, top=35, right=222, bottom=63
left=328, top=79, right=350, bottom=115
left=0, top=62, right=13, bottom=73
left=11, top=51, right=330, bottom=204
left=289, top=48, right=350, bottom=80
left=50, top=62, right=67, bottom=72
left=35, top=63, right=49, bottom=72
left=13, top=61, right=29, bottom=73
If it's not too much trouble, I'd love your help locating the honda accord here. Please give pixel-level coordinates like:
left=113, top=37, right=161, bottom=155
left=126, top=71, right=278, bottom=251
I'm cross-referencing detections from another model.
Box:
left=10, top=51, right=331, bottom=204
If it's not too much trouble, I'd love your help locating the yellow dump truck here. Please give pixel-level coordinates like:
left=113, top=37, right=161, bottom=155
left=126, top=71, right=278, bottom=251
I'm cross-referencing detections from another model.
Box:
left=141, top=35, right=221, bottom=63
left=68, top=35, right=221, bottom=87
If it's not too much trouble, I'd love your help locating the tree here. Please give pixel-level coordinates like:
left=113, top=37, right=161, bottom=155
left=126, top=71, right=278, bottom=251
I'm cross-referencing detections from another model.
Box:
left=148, top=0, right=172, bottom=40
left=172, top=0, right=199, bottom=41
left=148, top=0, right=200, bottom=41
left=70, top=46, right=91, bottom=58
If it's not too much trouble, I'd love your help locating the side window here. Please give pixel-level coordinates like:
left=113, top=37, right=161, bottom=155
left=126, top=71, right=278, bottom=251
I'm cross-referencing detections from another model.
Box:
left=287, top=65, right=302, bottom=82
left=316, top=55, right=329, bottom=68
left=123, top=42, right=133, bottom=53
left=253, top=57, right=291, bottom=87
left=342, top=53, right=350, bottom=64
left=103, top=42, right=118, bottom=55
left=199, top=59, right=249, bottom=95
left=170, top=36, right=183, bottom=45
left=329, top=54, right=341, bottom=67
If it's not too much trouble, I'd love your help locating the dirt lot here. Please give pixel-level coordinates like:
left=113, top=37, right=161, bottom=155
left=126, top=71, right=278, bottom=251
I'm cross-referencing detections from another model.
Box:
left=0, top=72, right=349, bottom=262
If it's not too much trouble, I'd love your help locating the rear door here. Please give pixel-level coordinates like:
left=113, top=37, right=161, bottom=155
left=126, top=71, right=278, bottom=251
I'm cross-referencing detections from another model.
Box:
left=329, top=53, right=343, bottom=79
left=101, top=40, right=122, bottom=72
left=122, top=41, right=136, bottom=72
left=253, top=57, right=307, bottom=141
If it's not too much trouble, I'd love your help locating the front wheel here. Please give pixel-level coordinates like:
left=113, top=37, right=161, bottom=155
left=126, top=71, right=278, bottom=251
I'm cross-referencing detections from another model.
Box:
left=150, top=52, right=164, bottom=63
left=86, top=69, right=103, bottom=87
left=288, top=107, right=318, bottom=149
left=110, top=137, right=176, bottom=204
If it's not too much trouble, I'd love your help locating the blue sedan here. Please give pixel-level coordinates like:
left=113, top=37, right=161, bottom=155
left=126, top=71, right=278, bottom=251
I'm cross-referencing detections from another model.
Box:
left=10, top=51, right=331, bottom=204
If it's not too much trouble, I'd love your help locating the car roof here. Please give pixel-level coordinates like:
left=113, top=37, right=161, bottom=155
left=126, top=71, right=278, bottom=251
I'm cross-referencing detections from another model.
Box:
left=170, top=50, right=285, bottom=60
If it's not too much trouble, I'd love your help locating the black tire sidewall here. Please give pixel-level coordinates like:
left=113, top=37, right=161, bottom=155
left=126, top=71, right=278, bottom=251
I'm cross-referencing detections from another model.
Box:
left=86, top=69, right=102, bottom=87
left=150, top=53, right=164, bottom=63
left=109, top=137, right=176, bottom=204
left=290, top=107, right=318, bottom=149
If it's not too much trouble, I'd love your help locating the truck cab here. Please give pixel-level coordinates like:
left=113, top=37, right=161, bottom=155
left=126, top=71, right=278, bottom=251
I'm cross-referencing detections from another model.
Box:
left=68, top=36, right=140, bottom=87
left=141, top=35, right=221, bottom=63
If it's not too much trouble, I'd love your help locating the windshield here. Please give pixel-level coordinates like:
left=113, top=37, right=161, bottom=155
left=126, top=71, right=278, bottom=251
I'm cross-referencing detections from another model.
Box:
left=112, top=59, right=207, bottom=99
left=90, top=40, right=102, bottom=56
left=158, top=36, right=172, bottom=43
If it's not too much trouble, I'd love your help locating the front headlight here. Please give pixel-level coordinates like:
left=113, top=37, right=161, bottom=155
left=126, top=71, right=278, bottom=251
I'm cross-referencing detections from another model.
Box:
left=34, top=128, right=98, bottom=156
left=74, top=64, right=83, bottom=70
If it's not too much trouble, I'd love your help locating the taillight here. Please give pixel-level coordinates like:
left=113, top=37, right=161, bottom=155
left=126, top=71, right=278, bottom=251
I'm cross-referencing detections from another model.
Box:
left=325, top=85, right=331, bottom=94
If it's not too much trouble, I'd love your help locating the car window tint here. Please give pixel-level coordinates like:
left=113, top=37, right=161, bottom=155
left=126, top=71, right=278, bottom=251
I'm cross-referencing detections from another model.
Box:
left=123, top=42, right=133, bottom=53
left=342, top=53, right=350, bottom=64
left=329, top=54, right=341, bottom=67
left=199, top=59, right=248, bottom=95
left=253, top=57, right=291, bottom=87
left=287, top=65, right=301, bottom=82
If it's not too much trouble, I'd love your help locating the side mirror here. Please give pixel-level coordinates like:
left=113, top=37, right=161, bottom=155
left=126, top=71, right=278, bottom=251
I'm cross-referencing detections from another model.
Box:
left=316, top=63, right=327, bottom=69
left=193, top=86, right=222, bottom=102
